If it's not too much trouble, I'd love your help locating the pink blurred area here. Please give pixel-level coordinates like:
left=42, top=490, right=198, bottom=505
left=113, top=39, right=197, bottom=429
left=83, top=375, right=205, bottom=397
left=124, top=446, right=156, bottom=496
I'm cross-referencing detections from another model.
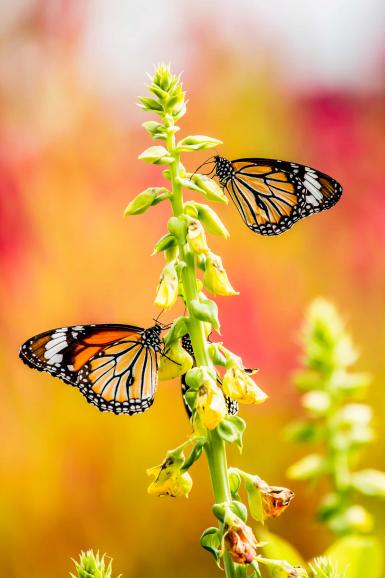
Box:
left=1, top=1, right=385, bottom=576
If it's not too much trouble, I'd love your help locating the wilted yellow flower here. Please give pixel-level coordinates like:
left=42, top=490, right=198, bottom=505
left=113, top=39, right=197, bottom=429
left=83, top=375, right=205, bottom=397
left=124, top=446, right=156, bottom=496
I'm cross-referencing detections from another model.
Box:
left=187, top=219, right=209, bottom=255
left=222, top=365, right=268, bottom=404
left=224, top=519, right=258, bottom=564
left=154, top=262, right=179, bottom=309
left=195, top=379, right=227, bottom=430
left=203, top=254, right=238, bottom=296
left=147, top=456, right=193, bottom=498
left=158, top=339, right=193, bottom=380
left=254, top=476, right=294, bottom=519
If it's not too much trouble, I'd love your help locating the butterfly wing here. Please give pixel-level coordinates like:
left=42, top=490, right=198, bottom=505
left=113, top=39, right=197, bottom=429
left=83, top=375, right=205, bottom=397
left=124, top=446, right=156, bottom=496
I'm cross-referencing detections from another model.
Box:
left=19, top=324, right=161, bottom=415
left=217, top=157, right=342, bottom=235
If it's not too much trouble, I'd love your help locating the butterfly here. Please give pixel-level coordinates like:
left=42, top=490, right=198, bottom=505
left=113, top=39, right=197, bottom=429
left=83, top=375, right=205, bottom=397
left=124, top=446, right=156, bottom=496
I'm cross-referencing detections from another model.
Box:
left=180, top=334, right=239, bottom=418
left=19, top=323, right=164, bottom=415
left=213, top=156, right=343, bottom=235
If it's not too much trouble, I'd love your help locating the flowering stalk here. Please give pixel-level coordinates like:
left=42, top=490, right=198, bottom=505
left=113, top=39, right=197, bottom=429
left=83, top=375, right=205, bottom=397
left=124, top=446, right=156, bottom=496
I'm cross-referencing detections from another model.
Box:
left=127, top=64, right=304, bottom=578
left=71, top=550, right=118, bottom=578
left=287, top=299, right=385, bottom=536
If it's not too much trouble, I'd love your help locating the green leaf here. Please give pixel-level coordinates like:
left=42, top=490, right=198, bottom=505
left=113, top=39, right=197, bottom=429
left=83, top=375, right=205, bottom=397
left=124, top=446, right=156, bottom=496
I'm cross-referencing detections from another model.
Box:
left=177, top=135, right=222, bottom=151
left=259, top=529, right=306, bottom=568
left=124, top=187, right=170, bottom=216
left=200, top=527, right=222, bottom=562
left=287, top=453, right=327, bottom=481
left=325, top=535, right=384, bottom=578
left=190, top=297, right=220, bottom=331
left=138, top=146, right=174, bottom=165
left=217, top=416, right=246, bottom=450
left=244, top=477, right=264, bottom=523
left=351, top=469, right=385, bottom=498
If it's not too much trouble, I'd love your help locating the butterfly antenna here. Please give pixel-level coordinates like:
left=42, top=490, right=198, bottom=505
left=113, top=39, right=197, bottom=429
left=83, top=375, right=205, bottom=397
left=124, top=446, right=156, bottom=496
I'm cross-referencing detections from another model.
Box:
left=190, top=156, right=216, bottom=180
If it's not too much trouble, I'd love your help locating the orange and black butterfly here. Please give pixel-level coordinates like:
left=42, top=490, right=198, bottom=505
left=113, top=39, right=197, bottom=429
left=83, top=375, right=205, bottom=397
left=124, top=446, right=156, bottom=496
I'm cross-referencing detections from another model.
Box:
left=214, top=156, right=342, bottom=235
left=19, top=323, right=163, bottom=415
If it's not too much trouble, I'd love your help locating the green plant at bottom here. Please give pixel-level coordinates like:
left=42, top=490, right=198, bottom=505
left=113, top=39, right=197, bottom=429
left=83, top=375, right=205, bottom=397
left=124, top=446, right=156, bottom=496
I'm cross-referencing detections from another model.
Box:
left=71, top=550, right=119, bottom=578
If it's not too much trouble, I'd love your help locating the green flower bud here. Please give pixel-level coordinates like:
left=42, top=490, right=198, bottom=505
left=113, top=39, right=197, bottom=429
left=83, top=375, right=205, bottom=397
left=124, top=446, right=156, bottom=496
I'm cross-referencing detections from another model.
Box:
left=138, top=146, right=174, bottom=165
left=189, top=173, right=228, bottom=204
left=142, top=120, right=172, bottom=140
left=71, top=550, right=113, bottom=578
left=351, top=469, right=385, bottom=498
left=190, top=296, right=220, bottom=331
left=152, top=233, right=177, bottom=255
left=124, top=187, right=170, bottom=216
left=177, top=135, right=222, bottom=152
left=138, top=96, right=164, bottom=113
left=185, top=202, right=229, bottom=238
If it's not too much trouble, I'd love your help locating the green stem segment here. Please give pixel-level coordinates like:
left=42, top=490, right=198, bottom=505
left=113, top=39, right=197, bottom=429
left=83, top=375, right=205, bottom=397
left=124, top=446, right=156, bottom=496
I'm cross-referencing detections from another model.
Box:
left=165, top=117, right=236, bottom=578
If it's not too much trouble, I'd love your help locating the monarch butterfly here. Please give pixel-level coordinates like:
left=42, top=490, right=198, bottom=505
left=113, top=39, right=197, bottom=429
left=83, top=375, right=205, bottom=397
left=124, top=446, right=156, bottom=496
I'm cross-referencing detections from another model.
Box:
left=213, top=156, right=343, bottom=235
left=180, top=334, right=239, bottom=418
left=19, top=323, right=163, bottom=415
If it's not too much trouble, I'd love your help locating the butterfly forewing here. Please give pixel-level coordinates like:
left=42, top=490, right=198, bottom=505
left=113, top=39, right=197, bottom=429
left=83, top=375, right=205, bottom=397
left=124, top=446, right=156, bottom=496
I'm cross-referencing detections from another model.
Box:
left=214, top=156, right=342, bottom=235
left=19, top=323, right=162, bottom=415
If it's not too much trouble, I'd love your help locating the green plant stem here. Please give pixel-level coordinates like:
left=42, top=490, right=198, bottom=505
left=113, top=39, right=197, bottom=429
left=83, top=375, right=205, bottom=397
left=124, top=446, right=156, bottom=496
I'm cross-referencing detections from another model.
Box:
left=165, top=117, right=236, bottom=578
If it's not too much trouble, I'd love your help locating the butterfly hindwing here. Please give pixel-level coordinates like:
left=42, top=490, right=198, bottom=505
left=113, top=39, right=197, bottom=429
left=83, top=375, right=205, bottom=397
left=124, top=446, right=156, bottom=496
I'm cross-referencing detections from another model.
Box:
left=214, top=156, right=342, bottom=235
left=19, top=323, right=162, bottom=415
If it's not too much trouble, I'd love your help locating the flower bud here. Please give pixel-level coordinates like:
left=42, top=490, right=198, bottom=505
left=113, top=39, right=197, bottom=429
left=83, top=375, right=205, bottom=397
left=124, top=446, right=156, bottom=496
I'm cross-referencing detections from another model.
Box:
left=190, top=173, right=228, bottom=204
left=177, top=135, right=222, bottom=152
left=154, top=262, right=179, bottom=309
left=187, top=219, right=209, bottom=255
left=158, top=339, right=193, bottom=380
left=138, top=146, right=174, bottom=165
left=224, top=519, right=258, bottom=564
left=72, top=550, right=113, bottom=578
left=195, top=378, right=227, bottom=430
left=147, top=456, right=193, bottom=498
left=204, top=254, right=238, bottom=296
left=124, top=187, right=170, bottom=216
left=222, top=366, right=268, bottom=405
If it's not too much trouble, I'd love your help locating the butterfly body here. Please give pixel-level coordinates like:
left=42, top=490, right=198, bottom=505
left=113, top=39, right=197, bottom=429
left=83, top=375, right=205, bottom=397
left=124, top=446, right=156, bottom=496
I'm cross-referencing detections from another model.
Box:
left=180, top=334, right=238, bottom=418
left=20, top=323, right=162, bottom=415
left=214, top=155, right=342, bottom=235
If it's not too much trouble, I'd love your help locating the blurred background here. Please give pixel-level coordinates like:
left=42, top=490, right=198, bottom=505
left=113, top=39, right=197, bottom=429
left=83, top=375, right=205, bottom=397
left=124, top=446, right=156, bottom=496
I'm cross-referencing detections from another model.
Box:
left=1, top=0, right=385, bottom=576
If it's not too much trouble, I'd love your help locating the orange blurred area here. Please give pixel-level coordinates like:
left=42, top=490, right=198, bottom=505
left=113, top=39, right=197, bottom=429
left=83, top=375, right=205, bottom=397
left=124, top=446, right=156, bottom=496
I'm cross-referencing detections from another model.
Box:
left=1, top=1, right=385, bottom=576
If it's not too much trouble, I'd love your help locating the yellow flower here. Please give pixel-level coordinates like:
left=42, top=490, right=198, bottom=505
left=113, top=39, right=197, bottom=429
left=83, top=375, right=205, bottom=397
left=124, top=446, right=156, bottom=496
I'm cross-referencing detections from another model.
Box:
left=203, top=254, right=238, bottom=296
left=195, top=378, right=227, bottom=430
left=147, top=456, right=193, bottom=498
left=222, top=365, right=268, bottom=404
left=158, top=339, right=193, bottom=380
left=224, top=519, right=258, bottom=564
left=154, top=262, right=179, bottom=309
left=186, top=219, right=209, bottom=255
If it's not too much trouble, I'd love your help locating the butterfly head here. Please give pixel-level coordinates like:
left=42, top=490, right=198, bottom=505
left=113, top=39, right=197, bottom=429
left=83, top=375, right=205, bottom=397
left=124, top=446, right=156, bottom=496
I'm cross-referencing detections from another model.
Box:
left=214, top=155, right=233, bottom=186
